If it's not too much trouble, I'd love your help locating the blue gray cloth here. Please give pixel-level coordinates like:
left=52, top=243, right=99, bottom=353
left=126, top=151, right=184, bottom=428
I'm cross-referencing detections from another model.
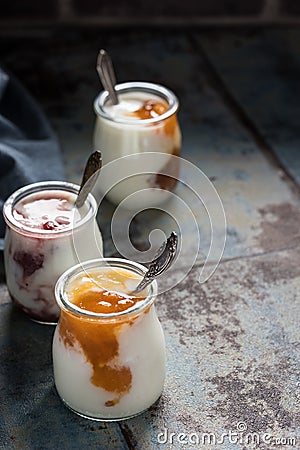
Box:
left=0, top=68, right=65, bottom=252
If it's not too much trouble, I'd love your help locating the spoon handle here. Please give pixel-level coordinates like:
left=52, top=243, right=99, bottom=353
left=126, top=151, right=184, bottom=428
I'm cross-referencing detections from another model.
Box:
left=96, top=49, right=119, bottom=105
left=132, top=231, right=178, bottom=294
left=75, top=150, right=102, bottom=208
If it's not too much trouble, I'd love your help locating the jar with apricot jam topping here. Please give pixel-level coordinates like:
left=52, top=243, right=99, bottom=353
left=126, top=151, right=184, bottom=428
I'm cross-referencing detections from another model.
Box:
left=52, top=257, right=166, bottom=421
left=93, top=81, right=181, bottom=209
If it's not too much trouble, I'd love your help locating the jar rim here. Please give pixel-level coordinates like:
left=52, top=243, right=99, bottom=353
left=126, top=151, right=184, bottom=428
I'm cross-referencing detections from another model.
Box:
left=3, top=181, right=97, bottom=238
left=55, top=257, right=157, bottom=320
left=94, top=81, right=179, bottom=125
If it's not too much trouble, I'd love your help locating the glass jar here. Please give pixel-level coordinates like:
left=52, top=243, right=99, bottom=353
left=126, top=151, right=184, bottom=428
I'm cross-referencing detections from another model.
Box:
left=3, top=181, right=103, bottom=324
left=52, top=257, right=166, bottom=421
left=93, top=81, right=182, bottom=209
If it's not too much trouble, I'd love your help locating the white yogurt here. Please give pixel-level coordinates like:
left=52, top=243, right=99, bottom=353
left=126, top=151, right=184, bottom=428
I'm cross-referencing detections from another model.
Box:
left=93, top=82, right=181, bottom=209
left=52, top=258, right=166, bottom=420
left=3, top=181, right=103, bottom=324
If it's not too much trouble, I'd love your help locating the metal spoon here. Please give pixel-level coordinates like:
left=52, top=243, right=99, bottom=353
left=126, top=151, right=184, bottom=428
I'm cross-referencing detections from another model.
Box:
left=75, top=150, right=102, bottom=208
left=131, top=231, right=178, bottom=295
left=96, top=49, right=119, bottom=105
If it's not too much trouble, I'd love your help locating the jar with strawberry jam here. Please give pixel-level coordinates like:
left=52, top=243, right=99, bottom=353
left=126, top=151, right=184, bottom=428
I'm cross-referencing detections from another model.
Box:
left=93, top=81, right=181, bottom=209
left=52, top=257, right=166, bottom=421
left=3, top=181, right=103, bottom=324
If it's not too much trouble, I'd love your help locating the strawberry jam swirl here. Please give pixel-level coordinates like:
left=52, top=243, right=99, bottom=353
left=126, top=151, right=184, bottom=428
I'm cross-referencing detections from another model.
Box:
left=59, top=268, right=147, bottom=405
left=13, top=191, right=74, bottom=231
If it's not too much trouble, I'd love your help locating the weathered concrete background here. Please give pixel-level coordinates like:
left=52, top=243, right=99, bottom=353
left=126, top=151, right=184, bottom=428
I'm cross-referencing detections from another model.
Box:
left=0, top=27, right=299, bottom=449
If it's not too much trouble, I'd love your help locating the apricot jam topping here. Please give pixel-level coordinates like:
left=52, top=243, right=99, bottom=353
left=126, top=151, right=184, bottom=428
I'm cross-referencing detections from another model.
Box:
left=127, top=99, right=178, bottom=137
left=59, top=267, right=147, bottom=405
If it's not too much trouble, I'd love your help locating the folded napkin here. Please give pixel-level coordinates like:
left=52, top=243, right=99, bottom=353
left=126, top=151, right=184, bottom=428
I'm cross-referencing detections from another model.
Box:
left=0, top=68, right=65, bottom=252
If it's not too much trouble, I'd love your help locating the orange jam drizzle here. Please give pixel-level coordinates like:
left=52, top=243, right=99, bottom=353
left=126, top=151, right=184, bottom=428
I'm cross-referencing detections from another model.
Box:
left=59, top=268, right=146, bottom=406
left=127, top=99, right=178, bottom=137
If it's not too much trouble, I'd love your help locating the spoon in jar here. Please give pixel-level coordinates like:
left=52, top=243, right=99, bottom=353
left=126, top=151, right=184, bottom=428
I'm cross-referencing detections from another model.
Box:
left=75, top=150, right=102, bottom=208
left=131, top=231, right=178, bottom=295
left=96, top=49, right=119, bottom=105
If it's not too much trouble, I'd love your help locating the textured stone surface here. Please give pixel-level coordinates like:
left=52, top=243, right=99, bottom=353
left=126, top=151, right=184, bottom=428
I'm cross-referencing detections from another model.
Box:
left=124, top=247, right=300, bottom=449
left=199, top=27, right=300, bottom=186
left=0, top=27, right=299, bottom=449
left=0, top=246, right=299, bottom=449
left=1, top=28, right=299, bottom=266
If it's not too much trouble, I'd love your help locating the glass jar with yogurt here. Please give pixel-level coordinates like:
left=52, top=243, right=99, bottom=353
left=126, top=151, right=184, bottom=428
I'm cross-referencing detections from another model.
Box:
left=93, top=81, right=181, bottom=209
left=3, top=181, right=103, bottom=324
left=52, top=257, right=166, bottom=421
